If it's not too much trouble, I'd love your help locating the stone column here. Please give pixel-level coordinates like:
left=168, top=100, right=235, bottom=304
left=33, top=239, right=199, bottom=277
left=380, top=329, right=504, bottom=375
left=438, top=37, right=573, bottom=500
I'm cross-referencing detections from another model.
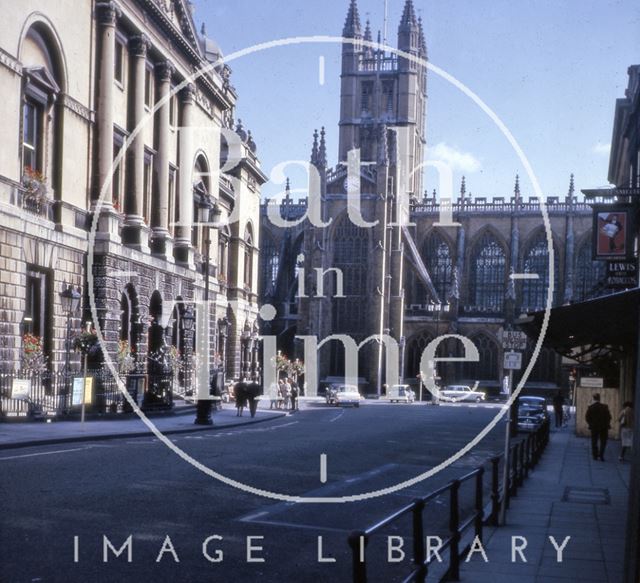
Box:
left=174, top=84, right=195, bottom=268
left=151, top=61, right=174, bottom=261
left=122, top=34, right=150, bottom=252
left=95, top=2, right=121, bottom=241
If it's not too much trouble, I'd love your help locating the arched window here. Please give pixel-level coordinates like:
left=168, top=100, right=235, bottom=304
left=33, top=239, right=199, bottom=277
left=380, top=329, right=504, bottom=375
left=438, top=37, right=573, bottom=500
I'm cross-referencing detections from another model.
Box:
left=464, top=333, right=499, bottom=381
left=469, top=232, right=506, bottom=313
left=332, top=214, right=369, bottom=335
left=329, top=214, right=369, bottom=375
left=414, top=233, right=453, bottom=304
left=521, top=231, right=558, bottom=312
left=575, top=238, right=607, bottom=301
left=20, top=24, right=64, bottom=201
left=260, top=232, right=279, bottom=297
left=217, top=224, right=230, bottom=285
left=192, top=155, right=210, bottom=252
left=244, top=224, right=254, bottom=289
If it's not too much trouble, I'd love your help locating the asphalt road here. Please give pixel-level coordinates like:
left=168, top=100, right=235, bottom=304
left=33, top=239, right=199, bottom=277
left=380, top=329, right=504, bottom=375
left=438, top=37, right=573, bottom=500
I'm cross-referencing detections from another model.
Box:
left=0, top=402, right=509, bottom=583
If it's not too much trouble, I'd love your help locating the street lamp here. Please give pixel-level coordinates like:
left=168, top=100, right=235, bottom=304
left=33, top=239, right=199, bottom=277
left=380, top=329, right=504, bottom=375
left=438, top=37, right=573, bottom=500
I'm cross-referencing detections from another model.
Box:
left=60, top=283, right=81, bottom=378
left=194, top=196, right=222, bottom=425
left=180, top=305, right=195, bottom=395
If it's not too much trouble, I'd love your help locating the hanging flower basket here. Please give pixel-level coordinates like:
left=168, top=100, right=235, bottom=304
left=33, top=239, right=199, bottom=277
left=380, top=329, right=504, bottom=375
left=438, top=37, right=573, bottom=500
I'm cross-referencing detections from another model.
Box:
left=73, top=329, right=102, bottom=358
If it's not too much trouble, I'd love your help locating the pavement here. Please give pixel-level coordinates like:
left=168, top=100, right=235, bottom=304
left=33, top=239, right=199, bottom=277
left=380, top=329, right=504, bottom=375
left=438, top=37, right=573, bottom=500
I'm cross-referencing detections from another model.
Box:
left=0, top=398, right=293, bottom=449
left=458, top=418, right=631, bottom=583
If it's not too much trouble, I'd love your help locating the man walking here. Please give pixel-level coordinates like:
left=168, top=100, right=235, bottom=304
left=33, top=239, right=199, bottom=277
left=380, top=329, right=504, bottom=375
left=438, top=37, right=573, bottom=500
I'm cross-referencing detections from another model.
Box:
left=553, top=391, right=564, bottom=428
left=585, top=393, right=612, bottom=461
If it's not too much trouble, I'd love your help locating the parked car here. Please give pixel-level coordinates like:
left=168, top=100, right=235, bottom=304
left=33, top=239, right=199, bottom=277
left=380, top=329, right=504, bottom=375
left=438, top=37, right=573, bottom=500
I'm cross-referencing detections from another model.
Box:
left=517, top=395, right=548, bottom=432
left=325, top=384, right=362, bottom=407
left=439, top=385, right=486, bottom=403
left=387, top=384, right=415, bottom=403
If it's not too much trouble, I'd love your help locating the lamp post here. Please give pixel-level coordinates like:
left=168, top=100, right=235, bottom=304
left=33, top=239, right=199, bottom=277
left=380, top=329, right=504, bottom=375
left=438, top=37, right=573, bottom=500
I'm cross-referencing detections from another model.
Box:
left=59, top=284, right=81, bottom=391
left=194, top=196, right=222, bottom=425
left=218, top=316, right=229, bottom=380
left=180, top=305, right=195, bottom=394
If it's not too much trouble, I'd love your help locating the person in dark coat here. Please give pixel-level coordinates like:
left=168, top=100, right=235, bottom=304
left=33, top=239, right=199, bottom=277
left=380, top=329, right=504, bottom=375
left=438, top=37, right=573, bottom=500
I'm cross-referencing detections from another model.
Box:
left=585, top=393, right=612, bottom=461
left=234, top=380, right=248, bottom=417
left=552, top=391, right=564, bottom=428
left=245, top=378, right=262, bottom=418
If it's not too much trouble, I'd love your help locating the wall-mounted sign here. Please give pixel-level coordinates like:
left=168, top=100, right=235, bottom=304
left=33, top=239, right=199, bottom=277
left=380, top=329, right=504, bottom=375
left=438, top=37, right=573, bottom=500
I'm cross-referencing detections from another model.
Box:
left=581, top=377, right=604, bottom=388
left=11, top=379, right=30, bottom=400
left=606, top=261, right=638, bottom=289
left=592, top=204, right=636, bottom=260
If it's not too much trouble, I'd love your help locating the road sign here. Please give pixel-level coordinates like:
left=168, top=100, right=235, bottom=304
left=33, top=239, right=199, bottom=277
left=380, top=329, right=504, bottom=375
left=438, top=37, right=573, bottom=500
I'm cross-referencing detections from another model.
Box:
left=501, top=330, right=528, bottom=351
left=503, top=351, right=522, bottom=371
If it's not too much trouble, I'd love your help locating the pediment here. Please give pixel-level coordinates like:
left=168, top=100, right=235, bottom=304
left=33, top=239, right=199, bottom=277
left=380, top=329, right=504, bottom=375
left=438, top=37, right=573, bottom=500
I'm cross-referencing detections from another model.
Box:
left=149, top=0, right=202, bottom=56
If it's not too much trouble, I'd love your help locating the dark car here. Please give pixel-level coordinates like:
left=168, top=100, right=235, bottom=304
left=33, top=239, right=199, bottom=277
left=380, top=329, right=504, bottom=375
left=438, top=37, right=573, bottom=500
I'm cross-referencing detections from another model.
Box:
left=517, top=395, right=548, bottom=432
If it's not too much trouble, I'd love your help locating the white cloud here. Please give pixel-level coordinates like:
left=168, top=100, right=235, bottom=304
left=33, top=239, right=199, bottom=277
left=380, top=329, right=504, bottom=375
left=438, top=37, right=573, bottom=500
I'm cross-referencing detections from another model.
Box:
left=426, top=142, right=482, bottom=173
left=592, top=142, right=611, bottom=156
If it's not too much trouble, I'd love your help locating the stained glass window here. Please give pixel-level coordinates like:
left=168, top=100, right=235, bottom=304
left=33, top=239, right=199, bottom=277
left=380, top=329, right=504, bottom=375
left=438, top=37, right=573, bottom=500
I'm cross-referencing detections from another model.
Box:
left=414, top=233, right=453, bottom=304
left=470, top=233, right=506, bottom=313
left=521, top=232, right=558, bottom=312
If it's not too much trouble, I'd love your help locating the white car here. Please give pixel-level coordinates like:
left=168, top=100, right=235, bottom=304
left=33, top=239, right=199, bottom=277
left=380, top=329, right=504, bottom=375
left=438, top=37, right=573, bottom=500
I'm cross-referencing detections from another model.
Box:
left=387, top=384, right=415, bottom=403
left=326, top=384, right=362, bottom=407
left=439, top=385, right=486, bottom=403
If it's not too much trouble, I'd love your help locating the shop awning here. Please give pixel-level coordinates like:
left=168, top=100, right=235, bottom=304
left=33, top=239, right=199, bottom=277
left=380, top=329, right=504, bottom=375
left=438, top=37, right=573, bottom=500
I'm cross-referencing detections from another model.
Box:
left=516, top=288, right=640, bottom=357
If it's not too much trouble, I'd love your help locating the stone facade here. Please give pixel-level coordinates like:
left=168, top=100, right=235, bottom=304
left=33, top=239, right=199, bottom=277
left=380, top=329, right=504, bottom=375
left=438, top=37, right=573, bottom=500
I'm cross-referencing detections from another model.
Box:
left=0, top=0, right=266, bottom=384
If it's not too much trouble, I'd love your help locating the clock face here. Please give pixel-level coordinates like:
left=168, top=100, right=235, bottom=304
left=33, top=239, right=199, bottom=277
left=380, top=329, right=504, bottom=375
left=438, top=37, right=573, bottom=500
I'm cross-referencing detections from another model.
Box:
left=88, top=36, right=551, bottom=505
left=343, top=175, right=360, bottom=192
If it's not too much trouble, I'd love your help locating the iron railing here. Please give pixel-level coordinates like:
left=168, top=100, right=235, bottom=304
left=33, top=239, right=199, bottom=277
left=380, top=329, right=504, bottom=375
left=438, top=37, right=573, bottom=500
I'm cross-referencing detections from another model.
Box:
left=348, top=419, right=550, bottom=582
left=0, top=369, right=174, bottom=420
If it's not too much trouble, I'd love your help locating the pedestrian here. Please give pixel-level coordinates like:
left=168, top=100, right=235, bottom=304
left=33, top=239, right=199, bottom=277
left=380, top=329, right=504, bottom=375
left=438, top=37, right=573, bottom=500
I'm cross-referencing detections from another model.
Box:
left=277, top=379, right=285, bottom=409
left=268, top=381, right=278, bottom=410
left=246, top=377, right=261, bottom=418
left=585, top=393, right=612, bottom=461
left=290, top=380, right=299, bottom=412
left=553, top=391, right=564, bottom=428
left=234, top=379, right=247, bottom=417
left=283, top=377, right=292, bottom=410
left=618, top=401, right=634, bottom=462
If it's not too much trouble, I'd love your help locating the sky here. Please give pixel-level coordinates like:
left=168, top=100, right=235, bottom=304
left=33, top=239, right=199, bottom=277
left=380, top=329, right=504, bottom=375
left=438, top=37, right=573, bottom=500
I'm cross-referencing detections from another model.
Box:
left=192, top=0, right=639, bottom=202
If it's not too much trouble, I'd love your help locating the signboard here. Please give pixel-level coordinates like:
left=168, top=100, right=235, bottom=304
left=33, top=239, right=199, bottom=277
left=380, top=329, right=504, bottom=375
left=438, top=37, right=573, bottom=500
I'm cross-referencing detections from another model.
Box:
left=11, top=379, right=30, bottom=400
left=72, top=376, right=93, bottom=406
left=582, top=187, right=640, bottom=198
left=501, top=330, right=528, bottom=350
left=606, top=261, right=638, bottom=289
left=503, top=351, right=522, bottom=371
left=592, top=204, right=635, bottom=260
left=581, top=377, right=604, bottom=389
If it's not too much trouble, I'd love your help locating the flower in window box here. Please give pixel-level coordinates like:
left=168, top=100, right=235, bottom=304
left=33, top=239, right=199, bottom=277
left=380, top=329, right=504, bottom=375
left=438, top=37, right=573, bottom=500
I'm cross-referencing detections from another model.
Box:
left=22, top=167, right=49, bottom=202
left=21, top=333, right=48, bottom=372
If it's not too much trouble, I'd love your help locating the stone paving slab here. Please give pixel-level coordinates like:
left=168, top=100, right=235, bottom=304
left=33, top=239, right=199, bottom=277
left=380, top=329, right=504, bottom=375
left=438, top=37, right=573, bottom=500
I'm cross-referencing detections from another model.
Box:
left=458, top=424, right=631, bottom=582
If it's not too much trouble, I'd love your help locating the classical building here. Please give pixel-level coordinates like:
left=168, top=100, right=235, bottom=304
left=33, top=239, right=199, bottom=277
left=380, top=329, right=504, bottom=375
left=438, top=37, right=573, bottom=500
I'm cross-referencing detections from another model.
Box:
left=0, top=1, right=266, bottom=392
left=259, top=0, right=608, bottom=395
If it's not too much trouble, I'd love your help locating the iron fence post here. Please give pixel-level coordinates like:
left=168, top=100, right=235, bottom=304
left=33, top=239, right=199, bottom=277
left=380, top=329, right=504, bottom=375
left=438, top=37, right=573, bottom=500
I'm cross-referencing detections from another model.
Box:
left=412, top=499, right=427, bottom=581
left=490, top=456, right=500, bottom=526
left=449, top=479, right=461, bottom=580
left=475, top=468, right=484, bottom=540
